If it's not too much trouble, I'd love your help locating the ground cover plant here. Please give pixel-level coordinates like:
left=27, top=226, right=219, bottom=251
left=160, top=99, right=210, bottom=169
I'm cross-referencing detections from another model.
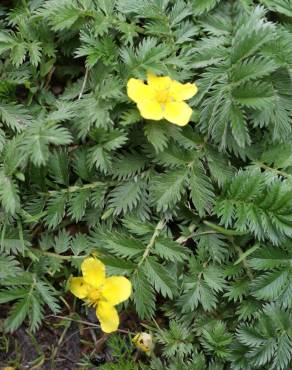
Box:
left=0, top=0, right=292, bottom=368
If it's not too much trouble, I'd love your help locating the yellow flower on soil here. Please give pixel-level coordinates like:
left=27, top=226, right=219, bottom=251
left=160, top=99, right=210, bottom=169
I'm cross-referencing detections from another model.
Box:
left=69, top=257, right=132, bottom=333
left=127, top=73, right=198, bottom=126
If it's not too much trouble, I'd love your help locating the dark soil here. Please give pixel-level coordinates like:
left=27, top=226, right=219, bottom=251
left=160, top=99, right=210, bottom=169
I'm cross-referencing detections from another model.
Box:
left=0, top=305, right=104, bottom=369
left=0, top=303, right=141, bottom=370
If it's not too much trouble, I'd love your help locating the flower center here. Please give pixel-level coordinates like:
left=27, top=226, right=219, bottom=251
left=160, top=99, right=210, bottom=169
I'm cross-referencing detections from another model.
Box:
left=87, top=289, right=101, bottom=305
left=156, top=89, right=170, bottom=104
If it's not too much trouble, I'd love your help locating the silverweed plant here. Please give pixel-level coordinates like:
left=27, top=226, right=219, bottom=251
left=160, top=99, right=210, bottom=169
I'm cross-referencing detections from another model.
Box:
left=0, top=0, right=292, bottom=369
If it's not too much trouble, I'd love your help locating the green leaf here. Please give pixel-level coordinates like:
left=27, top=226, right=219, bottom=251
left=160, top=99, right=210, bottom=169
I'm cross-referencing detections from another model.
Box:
left=231, top=6, right=276, bottom=63
left=192, top=0, right=221, bottom=15
left=0, top=255, right=21, bottom=279
left=143, top=257, right=177, bottom=298
left=249, top=247, right=292, bottom=270
left=54, top=229, right=71, bottom=254
left=68, top=189, right=90, bottom=221
left=4, top=296, right=30, bottom=332
left=228, top=103, right=250, bottom=148
left=144, top=122, right=169, bottom=152
left=154, top=236, right=188, bottom=262
left=24, top=122, right=72, bottom=166
left=0, top=102, right=31, bottom=132
left=251, top=269, right=290, bottom=300
left=151, top=168, right=187, bottom=212
left=230, top=56, right=277, bottom=84
left=48, top=149, right=69, bottom=186
left=132, top=270, right=156, bottom=319
left=45, top=193, right=67, bottom=229
left=30, top=294, right=44, bottom=332
left=91, top=230, right=145, bottom=259
left=233, top=82, right=275, bottom=109
left=0, top=171, right=20, bottom=214
left=200, top=322, right=233, bottom=359
left=108, top=180, right=143, bottom=215
left=36, top=280, right=60, bottom=313
left=27, top=41, right=42, bottom=66
left=260, top=0, right=292, bottom=17
left=189, top=162, right=215, bottom=217
left=110, top=151, right=147, bottom=180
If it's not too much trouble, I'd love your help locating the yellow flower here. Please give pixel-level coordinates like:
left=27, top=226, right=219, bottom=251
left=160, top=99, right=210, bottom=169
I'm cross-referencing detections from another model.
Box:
left=127, top=73, right=198, bottom=126
left=69, top=257, right=132, bottom=333
left=132, top=332, right=154, bottom=354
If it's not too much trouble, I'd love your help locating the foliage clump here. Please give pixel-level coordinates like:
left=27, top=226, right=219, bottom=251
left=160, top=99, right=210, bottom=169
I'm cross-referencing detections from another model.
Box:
left=0, top=0, right=292, bottom=369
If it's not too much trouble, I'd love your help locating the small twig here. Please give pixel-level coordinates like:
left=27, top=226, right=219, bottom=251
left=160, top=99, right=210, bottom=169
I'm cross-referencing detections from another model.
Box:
left=95, top=333, right=109, bottom=352
left=50, top=324, right=70, bottom=369
left=90, top=327, right=98, bottom=346
left=49, top=315, right=135, bottom=334
left=78, top=68, right=89, bottom=100
left=59, top=355, right=75, bottom=363
left=61, top=327, right=94, bottom=347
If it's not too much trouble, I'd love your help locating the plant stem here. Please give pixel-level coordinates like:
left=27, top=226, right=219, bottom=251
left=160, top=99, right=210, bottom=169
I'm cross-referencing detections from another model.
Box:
left=176, top=230, right=218, bottom=244
left=49, top=315, right=134, bottom=334
left=41, top=181, right=107, bottom=197
left=255, top=161, right=292, bottom=178
left=137, top=219, right=166, bottom=268
left=232, top=243, right=254, bottom=280
left=78, top=68, right=89, bottom=100
left=29, top=248, right=85, bottom=260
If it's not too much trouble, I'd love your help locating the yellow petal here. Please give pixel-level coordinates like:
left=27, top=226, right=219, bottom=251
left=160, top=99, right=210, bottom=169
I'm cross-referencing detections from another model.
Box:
left=170, top=81, right=198, bottom=101
left=164, top=101, right=193, bottom=126
left=137, top=100, right=164, bottom=120
left=101, top=276, right=132, bottom=305
left=127, top=78, right=155, bottom=103
left=96, top=301, right=119, bottom=333
left=147, top=73, right=172, bottom=91
left=69, top=277, right=90, bottom=299
left=81, top=257, right=106, bottom=289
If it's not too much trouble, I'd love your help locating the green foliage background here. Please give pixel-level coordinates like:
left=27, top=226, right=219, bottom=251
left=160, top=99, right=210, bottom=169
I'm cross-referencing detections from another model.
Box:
left=0, top=0, right=292, bottom=368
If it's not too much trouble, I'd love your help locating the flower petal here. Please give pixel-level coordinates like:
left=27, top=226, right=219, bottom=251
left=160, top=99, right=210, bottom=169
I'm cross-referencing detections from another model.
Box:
left=164, top=101, right=193, bottom=126
left=96, top=301, right=119, bottom=333
left=170, top=81, right=198, bottom=101
left=137, top=100, right=164, bottom=120
left=147, top=73, right=172, bottom=91
left=81, top=257, right=106, bottom=289
left=101, top=276, right=132, bottom=305
left=127, top=78, right=155, bottom=103
left=69, top=277, right=90, bottom=299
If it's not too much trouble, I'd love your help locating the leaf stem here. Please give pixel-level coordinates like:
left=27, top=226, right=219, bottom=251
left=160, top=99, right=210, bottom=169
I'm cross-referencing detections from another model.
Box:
left=41, top=181, right=107, bottom=197
left=255, top=161, right=292, bottom=178
left=78, top=68, right=89, bottom=100
left=29, top=248, right=85, bottom=260
left=176, top=230, right=218, bottom=244
left=232, top=242, right=254, bottom=280
left=137, top=219, right=166, bottom=267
